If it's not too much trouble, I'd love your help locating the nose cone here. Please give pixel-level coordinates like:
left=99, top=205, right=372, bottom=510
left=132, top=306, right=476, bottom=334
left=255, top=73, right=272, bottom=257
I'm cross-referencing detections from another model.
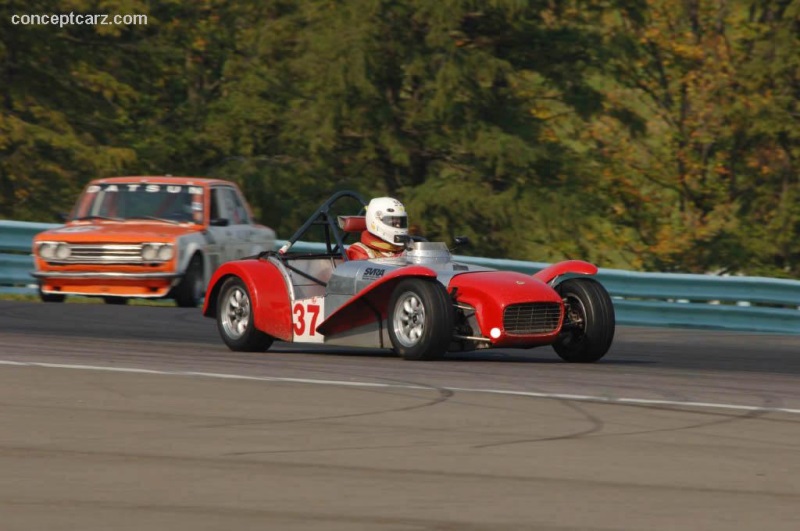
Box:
left=448, top=271, right=564, bottom=346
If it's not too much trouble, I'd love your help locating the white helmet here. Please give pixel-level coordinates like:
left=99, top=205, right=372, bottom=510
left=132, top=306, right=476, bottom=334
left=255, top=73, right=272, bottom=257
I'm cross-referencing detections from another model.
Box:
left=366, top=197, right=408, bottom=245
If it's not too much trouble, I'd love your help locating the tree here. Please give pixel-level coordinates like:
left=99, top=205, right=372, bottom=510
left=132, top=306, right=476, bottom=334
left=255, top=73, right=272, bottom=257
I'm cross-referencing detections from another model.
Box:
left=588, top=0, right=800, bottom=275
left=249, top=0, right=625, bottom=259
left=0, top=0, right=142, bottom=220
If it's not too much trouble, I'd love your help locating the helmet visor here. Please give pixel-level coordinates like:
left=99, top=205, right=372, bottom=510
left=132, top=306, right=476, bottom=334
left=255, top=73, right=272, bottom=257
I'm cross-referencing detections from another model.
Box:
left=382, top=215, right=407, bottom=229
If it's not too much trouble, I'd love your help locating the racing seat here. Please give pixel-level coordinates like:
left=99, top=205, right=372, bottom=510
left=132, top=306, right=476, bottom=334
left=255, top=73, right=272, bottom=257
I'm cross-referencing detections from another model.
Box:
left=286, top=217, right=365, bottom=300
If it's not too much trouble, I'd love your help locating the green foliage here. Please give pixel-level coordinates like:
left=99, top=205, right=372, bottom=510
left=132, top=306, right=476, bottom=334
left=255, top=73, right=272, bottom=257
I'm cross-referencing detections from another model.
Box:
left=1, top=0, right=798, bottom=276
left=589, top=0, right=800, bottom=276
left=0, top=0, right=141, bottom=220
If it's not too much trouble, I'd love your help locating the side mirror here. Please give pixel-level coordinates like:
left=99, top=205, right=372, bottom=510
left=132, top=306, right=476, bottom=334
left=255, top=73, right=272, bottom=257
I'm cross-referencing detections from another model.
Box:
left=56, top=212, right=68, bottom=222
left=210, top=218, right=230, bottom=227
left=453, top=235, right=471, bottom=247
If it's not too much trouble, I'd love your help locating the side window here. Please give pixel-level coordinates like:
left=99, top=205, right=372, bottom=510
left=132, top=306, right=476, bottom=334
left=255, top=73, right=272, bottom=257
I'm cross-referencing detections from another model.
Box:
left=221, top=188, right=250, bottom=225
left=210, top=188, right=225, bottom=221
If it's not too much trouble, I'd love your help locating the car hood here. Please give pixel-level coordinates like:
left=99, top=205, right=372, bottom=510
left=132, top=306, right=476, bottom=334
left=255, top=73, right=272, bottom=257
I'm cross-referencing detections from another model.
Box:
left=447, top=270, right=562, bottom=306
left=34, top=221, right=203, bottom=243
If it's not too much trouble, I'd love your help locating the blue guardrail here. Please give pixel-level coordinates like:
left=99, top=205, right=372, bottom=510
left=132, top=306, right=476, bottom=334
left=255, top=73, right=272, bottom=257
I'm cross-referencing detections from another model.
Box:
left=2, top=219, right=799, bottom=334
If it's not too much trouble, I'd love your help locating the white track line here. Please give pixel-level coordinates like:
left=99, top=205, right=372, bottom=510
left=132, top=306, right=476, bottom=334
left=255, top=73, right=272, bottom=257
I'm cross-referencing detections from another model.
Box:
left=2, top=359, right=799, bottom=416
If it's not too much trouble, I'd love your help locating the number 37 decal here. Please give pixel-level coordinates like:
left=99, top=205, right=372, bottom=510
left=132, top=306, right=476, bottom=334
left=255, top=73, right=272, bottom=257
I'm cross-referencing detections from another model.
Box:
left=292, top=297, right=325, bottom=343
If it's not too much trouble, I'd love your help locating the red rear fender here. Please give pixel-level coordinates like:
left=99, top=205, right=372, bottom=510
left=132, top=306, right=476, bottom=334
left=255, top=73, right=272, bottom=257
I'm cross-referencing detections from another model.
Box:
left=316, top=266, right=437, bottom=337
left=203, top=258, right=293, bottom=341
left=533, top=260, right=597, bottom=285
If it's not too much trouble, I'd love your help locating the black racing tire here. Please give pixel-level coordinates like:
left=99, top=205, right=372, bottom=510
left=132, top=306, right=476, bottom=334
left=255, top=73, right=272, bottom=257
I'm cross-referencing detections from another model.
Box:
left=552, top=278, right=615, bottom=363
left=388, top=278, right=455, bottom=361
left=216, top=276, right=273, bottom=352
left=173, top=254, right=204, bottom=308
left=103, top=297, right=129, bottom=305
left=39, top=288, right=65, bottom=303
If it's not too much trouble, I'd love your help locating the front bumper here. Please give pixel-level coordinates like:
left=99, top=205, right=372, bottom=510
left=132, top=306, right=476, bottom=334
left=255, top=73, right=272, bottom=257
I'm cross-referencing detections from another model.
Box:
left=32, top=271, right=180, bottom=280
left=33, top=271, right=181, bottom=298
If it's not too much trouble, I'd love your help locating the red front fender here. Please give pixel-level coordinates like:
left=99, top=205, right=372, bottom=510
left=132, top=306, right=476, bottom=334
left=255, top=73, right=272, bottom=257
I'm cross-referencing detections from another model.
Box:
left=203, top=258, right=293, bottom=341
left=533, top=260, right=597, bottom=285
left=316, top=266, right=437, bottom=337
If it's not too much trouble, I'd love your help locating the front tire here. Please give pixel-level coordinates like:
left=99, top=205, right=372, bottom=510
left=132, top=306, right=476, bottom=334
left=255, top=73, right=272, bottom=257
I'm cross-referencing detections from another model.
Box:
left=174, top=254, right=204, bottom=308
left=216, top=276, right=273, bottom=352
left=103, top=297, right=128, bottom=305
left=39, top=288, right=65, bottom=303
left=388, top=279, right=454, bottom=360
left=552, top=278, right=615, bottom=363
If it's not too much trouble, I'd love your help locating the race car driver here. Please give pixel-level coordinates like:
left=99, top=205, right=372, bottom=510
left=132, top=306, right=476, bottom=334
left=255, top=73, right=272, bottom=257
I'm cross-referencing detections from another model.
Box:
left=346, top=197, right=408, bottom=260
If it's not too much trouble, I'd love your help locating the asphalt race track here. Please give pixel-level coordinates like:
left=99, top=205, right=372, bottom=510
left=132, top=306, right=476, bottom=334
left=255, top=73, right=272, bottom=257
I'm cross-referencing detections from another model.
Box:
left=1, top=300, right=799, bottom=530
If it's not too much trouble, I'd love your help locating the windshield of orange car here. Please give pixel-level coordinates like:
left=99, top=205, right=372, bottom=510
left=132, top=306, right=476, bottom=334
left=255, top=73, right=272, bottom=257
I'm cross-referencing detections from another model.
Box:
left=71, top=183, right=205, bottom=224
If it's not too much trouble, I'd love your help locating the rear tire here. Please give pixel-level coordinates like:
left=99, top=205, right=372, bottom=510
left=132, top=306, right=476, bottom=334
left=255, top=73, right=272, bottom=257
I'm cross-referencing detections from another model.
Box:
left=388, top=279, right=454, bottom=360
left=174, top=254, right=204, bottom=308
left=552, top=278, right=615, bottom=363
left=216, top=276, right=273, bottom=352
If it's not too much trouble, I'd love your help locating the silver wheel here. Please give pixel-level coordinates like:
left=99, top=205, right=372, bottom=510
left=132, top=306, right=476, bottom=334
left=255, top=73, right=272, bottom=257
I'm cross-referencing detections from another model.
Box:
left=215, top=276, right=273, bottom=353
left=388, top=279, right=454, bottom=360
left=221, top=286, right=251, bottom=340
left=392, top=291, right=427, bottom=348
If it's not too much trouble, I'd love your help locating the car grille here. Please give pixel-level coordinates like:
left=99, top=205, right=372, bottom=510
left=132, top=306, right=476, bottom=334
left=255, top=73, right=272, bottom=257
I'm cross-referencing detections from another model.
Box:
left=503, top=303, right=562, bottom=335
left=58, top=244, right=143, bottom=264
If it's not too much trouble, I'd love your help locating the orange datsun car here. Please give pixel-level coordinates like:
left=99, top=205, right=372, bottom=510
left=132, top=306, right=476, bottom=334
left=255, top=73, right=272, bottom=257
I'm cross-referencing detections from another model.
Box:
left=32, top=176, right=276, bottom=307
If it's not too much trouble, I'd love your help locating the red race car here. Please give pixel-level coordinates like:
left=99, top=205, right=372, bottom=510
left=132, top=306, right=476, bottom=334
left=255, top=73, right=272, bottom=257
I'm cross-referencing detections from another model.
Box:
left=203, top=191, right=615, bottom=361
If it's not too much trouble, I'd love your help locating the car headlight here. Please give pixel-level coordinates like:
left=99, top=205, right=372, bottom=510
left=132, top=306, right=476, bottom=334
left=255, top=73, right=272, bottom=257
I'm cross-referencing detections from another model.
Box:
left=38, top=242, right=56, bottom=260
left=157, top=244, right=174, bottom=261
left=54, top=243, right=71, bottom=260
left=142, top=244, right=158, bottom=261
left=142, top=243, right=174, bottom=262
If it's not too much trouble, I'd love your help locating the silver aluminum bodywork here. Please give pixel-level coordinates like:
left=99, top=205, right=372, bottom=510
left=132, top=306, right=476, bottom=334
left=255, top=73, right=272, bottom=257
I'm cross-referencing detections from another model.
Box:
left=280, top=242, right=492, bottom=348
left=324, top=242, right=492, bottom=318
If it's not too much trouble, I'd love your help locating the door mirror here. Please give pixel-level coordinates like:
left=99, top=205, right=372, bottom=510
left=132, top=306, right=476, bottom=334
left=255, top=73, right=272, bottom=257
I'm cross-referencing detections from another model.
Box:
left=453, top=235, right=471, bottom=248
left=56, top=212, right=69, bottom=222
left=210, top=218, right=230, bottom=227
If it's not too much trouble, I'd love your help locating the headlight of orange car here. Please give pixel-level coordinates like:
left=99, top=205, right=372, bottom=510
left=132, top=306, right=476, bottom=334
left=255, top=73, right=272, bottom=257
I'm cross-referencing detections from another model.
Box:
left=38, top=242, right=70, bottom=260
left=55, top=243, right=71, bottom=260
left=156, top=244, right=174, bottom=261
left=38, top=242, right=57, bottom=260
left=141, top=243, right=174, bottom=262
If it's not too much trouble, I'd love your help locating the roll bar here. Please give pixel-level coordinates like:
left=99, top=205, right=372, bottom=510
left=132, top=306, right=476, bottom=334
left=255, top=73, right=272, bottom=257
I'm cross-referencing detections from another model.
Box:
left=277, top=190, right=368, bottom=260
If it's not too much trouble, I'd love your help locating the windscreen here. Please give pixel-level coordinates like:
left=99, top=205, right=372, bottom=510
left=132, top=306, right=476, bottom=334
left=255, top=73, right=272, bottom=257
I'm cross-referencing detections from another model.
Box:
left=72, top=183, right=205, bottom=224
